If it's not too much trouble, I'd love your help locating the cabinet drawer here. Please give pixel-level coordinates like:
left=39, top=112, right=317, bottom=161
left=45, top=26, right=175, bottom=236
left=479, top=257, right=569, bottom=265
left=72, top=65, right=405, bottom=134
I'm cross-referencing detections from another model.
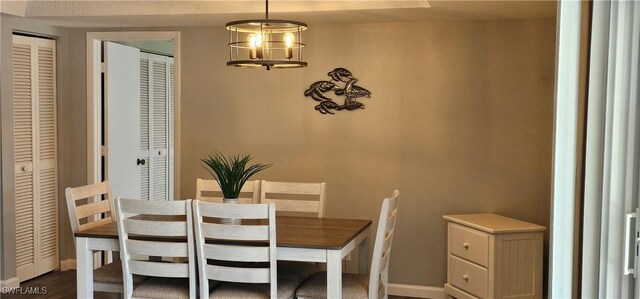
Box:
left=449, top=223, right=489, bottom=267
left=449, top=255, right=488, bottom=298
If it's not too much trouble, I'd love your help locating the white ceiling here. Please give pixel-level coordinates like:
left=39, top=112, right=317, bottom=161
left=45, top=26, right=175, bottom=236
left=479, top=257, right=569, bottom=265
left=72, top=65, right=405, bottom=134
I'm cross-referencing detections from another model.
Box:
left=0, top=0, right=556, bottom=28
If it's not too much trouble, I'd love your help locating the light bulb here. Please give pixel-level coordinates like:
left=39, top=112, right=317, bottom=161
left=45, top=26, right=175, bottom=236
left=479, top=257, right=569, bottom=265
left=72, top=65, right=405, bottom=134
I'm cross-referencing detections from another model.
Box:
left=284, top=32, right=294, bottom=48
left=248, top=32, right=263, bottom=59
left=248, top=34, right=257, bottom=59
left=284, top=32, right=294, bottom=59
left=248, top=34, right=257, bottom=49
left=255, top=32, right=263, bottom=47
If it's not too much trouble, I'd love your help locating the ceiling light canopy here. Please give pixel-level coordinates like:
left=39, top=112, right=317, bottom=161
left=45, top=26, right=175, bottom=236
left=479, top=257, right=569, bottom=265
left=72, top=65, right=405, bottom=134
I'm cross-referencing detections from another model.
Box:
left=226, top=0, right=307, bottom=70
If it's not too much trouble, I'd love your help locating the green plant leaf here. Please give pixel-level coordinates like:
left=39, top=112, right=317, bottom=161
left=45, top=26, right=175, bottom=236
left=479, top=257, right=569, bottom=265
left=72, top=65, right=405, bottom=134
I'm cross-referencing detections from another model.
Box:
left=201, top=151, right=271, bottom=199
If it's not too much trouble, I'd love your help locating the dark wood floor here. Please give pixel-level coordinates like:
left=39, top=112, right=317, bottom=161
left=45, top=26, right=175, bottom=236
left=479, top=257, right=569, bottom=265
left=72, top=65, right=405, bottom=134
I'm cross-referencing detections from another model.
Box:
left=2, top=270, right=415, bottom=298
left=2, top=270, right=117, bottom=299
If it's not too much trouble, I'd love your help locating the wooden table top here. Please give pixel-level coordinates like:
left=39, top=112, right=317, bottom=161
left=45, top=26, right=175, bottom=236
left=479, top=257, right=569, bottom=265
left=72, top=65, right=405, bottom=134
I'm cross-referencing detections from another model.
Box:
left=75, top=216, right=372, bottom=250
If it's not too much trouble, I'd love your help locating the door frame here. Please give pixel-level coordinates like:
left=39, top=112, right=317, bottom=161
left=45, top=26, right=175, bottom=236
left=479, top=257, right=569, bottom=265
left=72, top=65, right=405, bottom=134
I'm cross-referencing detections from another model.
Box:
left=86, top=31, right=181, bottom=199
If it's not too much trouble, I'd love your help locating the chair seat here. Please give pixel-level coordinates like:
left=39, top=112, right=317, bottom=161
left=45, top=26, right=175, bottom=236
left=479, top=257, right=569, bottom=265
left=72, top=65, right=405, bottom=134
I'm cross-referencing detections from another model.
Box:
left=93, top=261, right=146, bottom=284
left=295, top=272, right=369, bottom=299
left=209, top=277, right=300, bottom=299
left=132, top=277, right=192, bottom=299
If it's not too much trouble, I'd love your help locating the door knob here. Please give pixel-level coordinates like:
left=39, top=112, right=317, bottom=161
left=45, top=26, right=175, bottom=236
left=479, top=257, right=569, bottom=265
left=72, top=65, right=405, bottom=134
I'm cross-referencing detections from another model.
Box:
left=137, top=158, right=146, bottom=165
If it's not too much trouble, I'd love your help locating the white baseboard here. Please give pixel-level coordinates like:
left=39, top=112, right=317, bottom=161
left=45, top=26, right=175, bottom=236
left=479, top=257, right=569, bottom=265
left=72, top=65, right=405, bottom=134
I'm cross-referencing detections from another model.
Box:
left=0, top=277, right=20, bottom=288
left=388, top=283, right=446, bottom=299
left=60, top=259, right=77, bottom=271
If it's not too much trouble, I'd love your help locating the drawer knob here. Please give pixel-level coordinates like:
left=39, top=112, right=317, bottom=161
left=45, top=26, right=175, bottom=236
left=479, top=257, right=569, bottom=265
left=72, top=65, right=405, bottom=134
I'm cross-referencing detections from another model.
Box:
left=462, top=242, right=469, bottom=249
left=22, top=166, right=28, bottom=172
left=462, top=274, right=469, bottom=281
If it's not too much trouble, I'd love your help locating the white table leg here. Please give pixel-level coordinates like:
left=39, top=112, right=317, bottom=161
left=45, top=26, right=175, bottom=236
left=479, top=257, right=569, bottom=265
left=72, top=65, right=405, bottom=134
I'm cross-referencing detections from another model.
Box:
left=358, top=236, right=369, bottom=275
left=76, top=237, right=94, bottom=299
left=327, top=250, right=342, bottom=299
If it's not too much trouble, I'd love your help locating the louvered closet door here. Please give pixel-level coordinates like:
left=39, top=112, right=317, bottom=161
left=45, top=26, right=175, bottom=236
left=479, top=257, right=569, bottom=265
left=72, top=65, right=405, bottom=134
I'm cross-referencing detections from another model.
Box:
left=139, top=54, right=151, bottom=200
left=151, top=56, right=167, bottom=200
left=13, top=35, right=58, bottom=282
left=168, top=61, right=174, bottom=201
left=142, top=53, right=174, bottom=201
left=36, top=38, right=58, bottom=275
left=13, top=36, right=36, bottom=281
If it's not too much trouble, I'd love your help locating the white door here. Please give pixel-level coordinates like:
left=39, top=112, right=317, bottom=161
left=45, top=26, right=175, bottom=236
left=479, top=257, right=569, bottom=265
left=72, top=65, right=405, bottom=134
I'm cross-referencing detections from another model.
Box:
left=13, top=34, right=58, bottom=282
left=104, top=42, right=141, bottom=199
left=582, top=1, right=640, bottom=298
left=140, top=53, right=174, bottom=201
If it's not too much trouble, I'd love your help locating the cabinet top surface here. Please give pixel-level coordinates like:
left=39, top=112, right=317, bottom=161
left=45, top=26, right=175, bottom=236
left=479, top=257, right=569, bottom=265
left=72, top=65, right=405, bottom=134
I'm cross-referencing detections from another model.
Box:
left=443, top=213, right=546, bottom=234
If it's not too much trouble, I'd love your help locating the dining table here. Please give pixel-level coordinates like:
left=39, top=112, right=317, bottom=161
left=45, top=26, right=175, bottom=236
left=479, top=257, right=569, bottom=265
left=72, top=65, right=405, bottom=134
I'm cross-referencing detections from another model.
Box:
left=74, top=215, right=372, bottom=299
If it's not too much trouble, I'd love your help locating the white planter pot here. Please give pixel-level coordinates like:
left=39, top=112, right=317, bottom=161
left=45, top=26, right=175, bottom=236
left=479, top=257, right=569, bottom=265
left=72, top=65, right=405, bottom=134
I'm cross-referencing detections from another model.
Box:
left=222, top=198, right=239, bottom=224
left=223, top=198, right=238, bottom=204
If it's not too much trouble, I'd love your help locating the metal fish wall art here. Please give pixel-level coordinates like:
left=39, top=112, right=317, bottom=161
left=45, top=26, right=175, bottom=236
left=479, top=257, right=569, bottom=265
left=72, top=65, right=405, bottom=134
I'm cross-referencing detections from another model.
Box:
left=303, top=68, right=372, bottom=115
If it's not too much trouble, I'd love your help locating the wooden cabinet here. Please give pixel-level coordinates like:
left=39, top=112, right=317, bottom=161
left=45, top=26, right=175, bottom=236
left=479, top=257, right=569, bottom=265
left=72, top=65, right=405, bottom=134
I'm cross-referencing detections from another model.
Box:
left=443, top=214, right=545, bottom=299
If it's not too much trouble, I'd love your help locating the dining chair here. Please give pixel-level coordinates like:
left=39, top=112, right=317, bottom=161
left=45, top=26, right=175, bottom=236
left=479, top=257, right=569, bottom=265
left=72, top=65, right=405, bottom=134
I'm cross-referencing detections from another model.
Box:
left=193, top=200, right=301, bottom=299
left=259, top=180, right=326, bottom=217
left=260, top=181, right=327, bottom=280
left=65, top=181, right=145, bottom=293
left=295, top=190, right=400, bottom=299
left=114, top=197, right=197, bottom=299
left=196, top=178, right=260, bottom=203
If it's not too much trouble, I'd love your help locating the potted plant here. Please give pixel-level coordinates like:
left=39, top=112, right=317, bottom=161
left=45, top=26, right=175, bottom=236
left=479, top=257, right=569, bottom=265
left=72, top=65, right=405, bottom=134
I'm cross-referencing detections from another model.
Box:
left=201, top=151, right=271, bottom=204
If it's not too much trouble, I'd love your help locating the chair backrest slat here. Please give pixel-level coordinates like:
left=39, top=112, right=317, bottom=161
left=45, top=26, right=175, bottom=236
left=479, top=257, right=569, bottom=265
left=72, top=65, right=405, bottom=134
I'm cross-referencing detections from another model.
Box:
left=118, top=198, right=187, bottom=215
left=368, top=190, right=400, bottom=299
left=378, top=249, right=391, bottom=271
left=197, top=201, right=269, bottom=219
left=200, top=222, right=269, bottom=240
left=196, top=179, right=260, bottom=203
left=78, top=217, right=113, bottom=231
left=65, top=181, right=115, bottom=235
left=204, top=244, right=270, bottom=262
left=123, top=219, right=187, bottom=237
left=260, top=180, right=326, bottom=217
left=380, top=229, right=394, bottom=258
left=264, top=199, right=320, bottom=214
left=129, top=260, right=190, bottom=277
left=115, top=198, right=196, bottom=299
left=75, top=199, right=111, bottom=219
left=206, top=264, right=271, bottom=283
left=263, top=182, right=323, bottom=194
left=125, top=239, right=189, bottom=257
left=193, top=200, right=277, bottom=299
left=68, top=182, right=110, bottom=200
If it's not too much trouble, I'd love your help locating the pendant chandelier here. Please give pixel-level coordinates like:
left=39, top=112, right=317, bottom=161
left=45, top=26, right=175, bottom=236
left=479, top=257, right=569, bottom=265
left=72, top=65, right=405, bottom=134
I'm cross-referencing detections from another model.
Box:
left=226, top=0, right=307, bottom=70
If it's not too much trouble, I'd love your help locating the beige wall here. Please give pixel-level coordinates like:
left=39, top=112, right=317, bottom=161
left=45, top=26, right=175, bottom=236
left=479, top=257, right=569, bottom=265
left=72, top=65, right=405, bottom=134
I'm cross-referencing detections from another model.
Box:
left=179, top=19, right=556, bottom=286
left=52, top=18, right=556, bottom=288
left=53, top=27, right=83, bottom=266
left=0, top=16, right=556, bottom=287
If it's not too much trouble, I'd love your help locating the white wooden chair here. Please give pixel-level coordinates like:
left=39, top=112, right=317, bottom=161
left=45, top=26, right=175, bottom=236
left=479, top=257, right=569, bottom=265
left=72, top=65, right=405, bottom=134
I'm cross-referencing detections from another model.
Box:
left=295, top=190, right=400, bottom=299
left=65, top=181, right=145, bottom=293
left=259, top=181, right=326, bottom=217
left=260, top=180, right=327, bottom=283
left=193, top=200, right=300, bottom=299
left=196, top=178, right=260, bottom=203
left=114, top=198, right=197, bottom=299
